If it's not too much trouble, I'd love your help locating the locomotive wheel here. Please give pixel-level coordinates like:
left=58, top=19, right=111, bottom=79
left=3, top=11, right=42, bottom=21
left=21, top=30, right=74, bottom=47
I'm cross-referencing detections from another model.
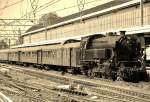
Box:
left=116, top=69, right=123, bottom=81
left=83, top=69, right=88, bottom=76
left=132, top=72, right=139, bottom=83
left=117, top=63, right=124, bottom=81
left=116, top=76, right=123, bottom=81
left=99, top=73, right=102, bottom=78
left=102, top=73, right=105, bottom=79
left=111, top=71, right=117, bottom=81
left=72, top=68, right=81, bottom=75
left=101, top=73, right=108, bottom=79
left=116, top=70, right=123, bottom=81
left=87, top=69, right=95, bottom=78
left=81, top=66, right=88, bottom=76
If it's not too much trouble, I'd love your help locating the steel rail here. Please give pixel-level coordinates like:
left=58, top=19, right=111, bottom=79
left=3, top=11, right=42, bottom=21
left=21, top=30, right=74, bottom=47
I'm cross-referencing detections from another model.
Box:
left=0, top=92, right=13, bottom=102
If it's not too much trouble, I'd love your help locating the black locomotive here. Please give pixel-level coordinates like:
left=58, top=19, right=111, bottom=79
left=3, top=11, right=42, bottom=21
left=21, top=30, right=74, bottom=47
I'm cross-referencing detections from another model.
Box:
left=80, top=32, right=148, bottom=81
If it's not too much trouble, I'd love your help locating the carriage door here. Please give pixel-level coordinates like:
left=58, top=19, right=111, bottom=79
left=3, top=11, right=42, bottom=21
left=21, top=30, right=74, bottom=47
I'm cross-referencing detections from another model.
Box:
left=7, top=52, right=9, bottom=61
left=37, top=50, right=42, bottom=64
left=69, top=48, right=72, bottom=68
left=18, top=51, right=21, bottom=62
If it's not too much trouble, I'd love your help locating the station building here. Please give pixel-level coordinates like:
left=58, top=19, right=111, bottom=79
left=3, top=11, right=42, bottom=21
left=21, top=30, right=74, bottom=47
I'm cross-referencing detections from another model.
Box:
left=21, top=0, right=150, bottom=45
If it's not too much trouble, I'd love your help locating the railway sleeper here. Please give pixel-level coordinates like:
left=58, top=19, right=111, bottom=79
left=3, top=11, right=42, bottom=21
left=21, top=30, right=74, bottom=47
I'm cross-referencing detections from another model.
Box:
left=53, top=88, right=88, bottom=96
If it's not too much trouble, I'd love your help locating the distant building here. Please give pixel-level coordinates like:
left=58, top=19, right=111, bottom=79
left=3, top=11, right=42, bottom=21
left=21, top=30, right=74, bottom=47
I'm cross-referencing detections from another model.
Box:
left=21, top=0, right=150, bottom=44
left=0, top=40, right=9, bottom=49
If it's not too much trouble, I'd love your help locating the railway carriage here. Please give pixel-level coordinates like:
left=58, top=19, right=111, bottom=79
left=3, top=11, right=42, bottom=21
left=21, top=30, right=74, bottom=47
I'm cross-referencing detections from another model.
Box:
left=39, top=41, right=80, bottom=71
left=60, top=42, right=80, bottom=68
left=0, top=49, right=9, bottom=63
left=41, top=44, right=63, bottom=67
left=19, top=47, right=40, bottom=66
left=8, top=49, right=20, bottom=64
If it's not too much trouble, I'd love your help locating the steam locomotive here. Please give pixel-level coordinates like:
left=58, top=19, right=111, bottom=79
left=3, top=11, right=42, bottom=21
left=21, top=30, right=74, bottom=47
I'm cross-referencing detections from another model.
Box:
left=0, top=31, right=148, bottom=82
left=80, top=32, right=148, bottom=81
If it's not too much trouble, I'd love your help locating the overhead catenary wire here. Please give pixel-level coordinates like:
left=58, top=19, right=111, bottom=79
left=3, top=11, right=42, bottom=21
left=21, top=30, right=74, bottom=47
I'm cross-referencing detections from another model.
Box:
left=0, top=0, right=24, bottom=11
left=32, top=0, right=102, bottom=18
left=0, top=0, right=62, bottom=38
left=2, top=0, right=101, bottom=25
left=0, top=0, right=61, bottom=27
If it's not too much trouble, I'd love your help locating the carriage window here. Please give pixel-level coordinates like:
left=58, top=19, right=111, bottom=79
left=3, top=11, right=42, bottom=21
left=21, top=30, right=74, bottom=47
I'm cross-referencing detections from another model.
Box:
left=33, top=52, right=35, bottom=55
left=34, top=52, right=36, bottom=56
left=46, top=51, right=48, bottom=57
left=28, top=52, right=31, bottom=56
left=48, top=50, right=52, bottom=57
left=49, top=50, right=52, bottom=57
left=32, top=52, right=34, bottom=57
left=43, top=51, right=47, bottom=57
left=22, top=52, right=25, bottom=56
left=46, top=51, right=49, bottom=57
left=45, top=51, right=47, bottom=57
left=31, top=52, right=34, bottom=57
left=25, top=52, right=27, bottom=56
left=43, top=51, right=45, bottom=57
left=48, top=51, right=50, bottom=55
left=26, top=52, right=29, bottom=56
left=43, top=51, right=46, bottom=57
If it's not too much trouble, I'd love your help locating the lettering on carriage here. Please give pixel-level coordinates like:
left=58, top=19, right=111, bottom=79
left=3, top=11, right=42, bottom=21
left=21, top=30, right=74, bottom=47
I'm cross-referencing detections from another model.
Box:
left=48, top=50, right=57, bottom=57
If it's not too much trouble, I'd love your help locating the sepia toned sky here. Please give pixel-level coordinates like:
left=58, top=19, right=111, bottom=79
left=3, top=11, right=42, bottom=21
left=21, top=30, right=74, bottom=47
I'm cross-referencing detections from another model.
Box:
left=0, top=0, right=113, bottom=19
left=0, top=0, right=113, bottom=42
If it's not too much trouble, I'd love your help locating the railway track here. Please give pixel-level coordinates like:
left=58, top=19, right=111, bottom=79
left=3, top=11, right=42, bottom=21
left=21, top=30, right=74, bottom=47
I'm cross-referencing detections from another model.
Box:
left=0, top=73, right=48, bottom=102
left=0, top=92, right=13, bottom=102
left=0, top=64, right=102, bottom=102
left=0, top=63, right=150, bottom=102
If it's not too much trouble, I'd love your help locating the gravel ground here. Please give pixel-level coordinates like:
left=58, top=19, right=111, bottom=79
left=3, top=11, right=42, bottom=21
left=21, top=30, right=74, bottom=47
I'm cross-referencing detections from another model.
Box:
left=0, top=64, right=150, bottom=102
left=0, top=67, right=69, bottom=102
